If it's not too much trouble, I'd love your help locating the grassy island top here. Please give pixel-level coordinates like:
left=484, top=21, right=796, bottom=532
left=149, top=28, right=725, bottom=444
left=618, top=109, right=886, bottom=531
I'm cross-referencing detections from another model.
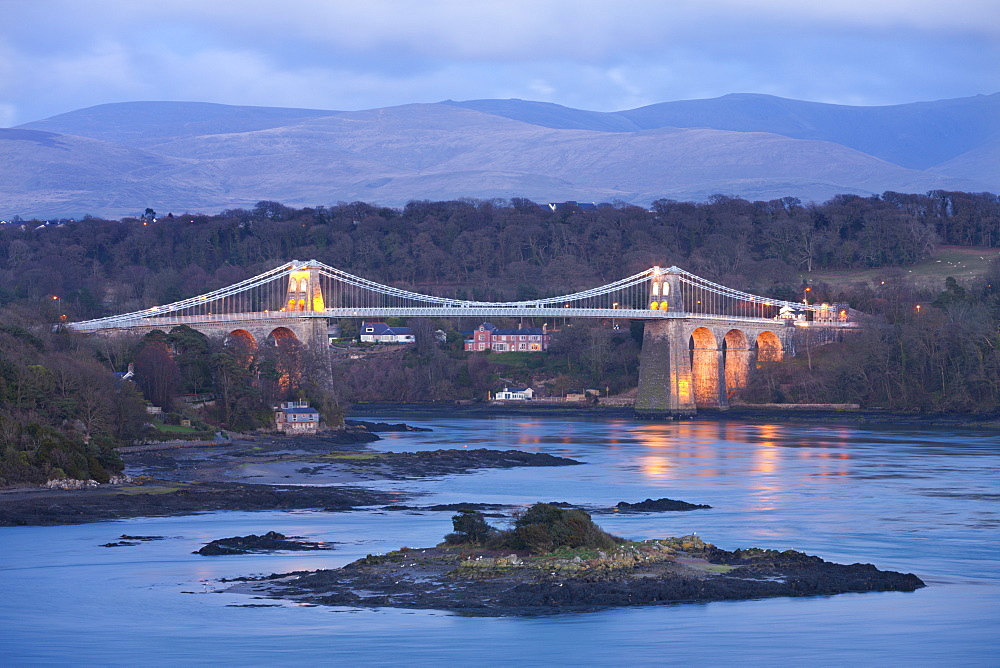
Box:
left=361, top=503, right=823, bottom=577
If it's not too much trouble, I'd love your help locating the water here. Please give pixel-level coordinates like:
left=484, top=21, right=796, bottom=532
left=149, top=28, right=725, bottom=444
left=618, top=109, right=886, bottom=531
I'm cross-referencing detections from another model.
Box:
left=2, top=417, right=998, bottom=666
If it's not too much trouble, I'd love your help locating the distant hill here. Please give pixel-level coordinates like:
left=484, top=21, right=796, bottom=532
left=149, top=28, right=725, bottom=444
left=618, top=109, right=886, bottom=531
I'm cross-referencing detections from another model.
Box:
left=0, top=128, right=227, bottom=215
left=21, top=101, right=338, bottom=148
left=5, top=93, right=997, bottom=218
left=448, top=93, right=1000, bottom=170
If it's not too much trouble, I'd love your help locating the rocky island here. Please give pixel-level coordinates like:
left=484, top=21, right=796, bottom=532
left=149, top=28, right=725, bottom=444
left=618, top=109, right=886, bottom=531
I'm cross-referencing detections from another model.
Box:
left=196, top=531, right=333, bottom=556
left=231, top=504, right=924, bottom=615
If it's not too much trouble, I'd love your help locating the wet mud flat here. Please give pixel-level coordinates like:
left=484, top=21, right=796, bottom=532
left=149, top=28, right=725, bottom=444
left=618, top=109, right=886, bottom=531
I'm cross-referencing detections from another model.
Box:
left=233, top=536, right=924, bottom=615
left=0, top=480, right=395, bottom=526
left=0, top=433, right=582, bottom=527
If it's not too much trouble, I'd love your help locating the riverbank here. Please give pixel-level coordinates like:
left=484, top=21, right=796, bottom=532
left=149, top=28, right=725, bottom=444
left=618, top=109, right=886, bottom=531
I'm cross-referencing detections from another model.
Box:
left=347, top=401, right=1000, bottom=428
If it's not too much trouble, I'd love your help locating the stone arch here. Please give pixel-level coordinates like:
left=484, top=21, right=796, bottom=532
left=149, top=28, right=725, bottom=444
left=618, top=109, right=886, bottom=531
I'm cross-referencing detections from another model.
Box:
left=689, top=327, right=720, bottom=407
left=225, top=329, right=257, bottom=349
left=225, top=329, right=257, bottom=367
left=756, top=330, right=783, bottom=366
left=268, top=326, right=300, bottom=347
left=722, top=329, right=751, bottom=396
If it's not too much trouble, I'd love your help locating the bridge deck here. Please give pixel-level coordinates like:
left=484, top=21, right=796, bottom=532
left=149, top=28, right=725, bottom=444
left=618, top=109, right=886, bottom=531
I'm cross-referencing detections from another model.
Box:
left=66, top=308, right=858, bottom=331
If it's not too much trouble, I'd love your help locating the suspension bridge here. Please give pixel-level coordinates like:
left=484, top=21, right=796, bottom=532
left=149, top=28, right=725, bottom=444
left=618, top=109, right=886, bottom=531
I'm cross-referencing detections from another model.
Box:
left=66, top=260, right=859, bottom=417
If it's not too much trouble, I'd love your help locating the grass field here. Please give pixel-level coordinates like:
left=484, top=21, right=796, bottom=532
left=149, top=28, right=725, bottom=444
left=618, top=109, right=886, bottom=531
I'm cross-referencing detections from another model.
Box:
left=801, top=245, right=1000, bottom=288
left=154, top=424, right=205, bottom=434
left=149, top=423, right=216, bottom=440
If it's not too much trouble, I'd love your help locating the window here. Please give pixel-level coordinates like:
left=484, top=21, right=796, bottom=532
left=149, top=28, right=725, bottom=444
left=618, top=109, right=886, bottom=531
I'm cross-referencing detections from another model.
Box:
left=365, top=327, right=374, bottom=333
left=478, top=343, right=486, bottom=351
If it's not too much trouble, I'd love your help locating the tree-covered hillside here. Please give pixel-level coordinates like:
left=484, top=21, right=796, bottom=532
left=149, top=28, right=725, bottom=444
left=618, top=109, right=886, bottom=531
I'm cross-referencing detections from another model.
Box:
left=2, top=191, right=998, bottom=321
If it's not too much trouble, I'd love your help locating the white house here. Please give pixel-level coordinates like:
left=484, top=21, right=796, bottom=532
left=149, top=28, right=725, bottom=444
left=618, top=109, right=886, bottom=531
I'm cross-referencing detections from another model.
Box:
left=495, top=386, right=534, bottom=400
left=360, top=322, right=415, bottom=343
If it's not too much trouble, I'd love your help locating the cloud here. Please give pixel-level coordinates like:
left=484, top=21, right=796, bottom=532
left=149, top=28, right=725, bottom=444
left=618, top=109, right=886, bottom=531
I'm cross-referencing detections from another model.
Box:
left=1, top=0, right=997, bottom=125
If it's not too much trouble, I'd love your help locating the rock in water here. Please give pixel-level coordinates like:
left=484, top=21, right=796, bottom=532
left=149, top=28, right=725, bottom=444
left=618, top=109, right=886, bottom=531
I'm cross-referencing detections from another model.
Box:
left=196, top=531, right=332, bottom=555
left=616, top=498, right=711, bottom=512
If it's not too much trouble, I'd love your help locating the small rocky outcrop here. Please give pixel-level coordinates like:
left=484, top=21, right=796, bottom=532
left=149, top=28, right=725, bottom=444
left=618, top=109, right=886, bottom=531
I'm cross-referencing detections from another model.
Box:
left=347, top=449, right=582, bottom=479
left=345, top=420, right=432, bottom=432
left=615, top=497, right=712, bottom=512
left=196, top=531, right=332, bottom=556
left=100, top=534, right=164, bottom=547
left=45, top=478, right=100, bottom=490
left=44, top=475, right=134, bottom=490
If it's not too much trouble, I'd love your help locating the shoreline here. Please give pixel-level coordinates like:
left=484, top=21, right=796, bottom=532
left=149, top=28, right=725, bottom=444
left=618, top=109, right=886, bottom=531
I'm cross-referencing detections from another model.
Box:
left=346, top=401, right=1000, bottom=429
left=0, top=427, right=583, bottom=526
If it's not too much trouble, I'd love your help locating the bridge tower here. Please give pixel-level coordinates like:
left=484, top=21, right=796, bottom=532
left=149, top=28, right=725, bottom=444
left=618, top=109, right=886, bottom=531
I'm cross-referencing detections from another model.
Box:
left=284, top=262, right=325, bottom=313
left=646, top=266, right=683, bottom=313
left=636, top=267, right=698, bottom=417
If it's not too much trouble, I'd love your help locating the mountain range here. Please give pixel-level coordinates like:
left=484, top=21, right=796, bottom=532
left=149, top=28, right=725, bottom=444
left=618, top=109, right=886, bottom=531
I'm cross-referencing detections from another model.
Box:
left=2, top=92, right=998, bottom=218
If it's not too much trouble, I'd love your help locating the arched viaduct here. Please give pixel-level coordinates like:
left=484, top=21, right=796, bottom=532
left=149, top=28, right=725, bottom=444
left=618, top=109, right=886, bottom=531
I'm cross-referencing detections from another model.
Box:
left=634, top=318, right=793, bottom=417
left=96, top=315, right=329, bottom=351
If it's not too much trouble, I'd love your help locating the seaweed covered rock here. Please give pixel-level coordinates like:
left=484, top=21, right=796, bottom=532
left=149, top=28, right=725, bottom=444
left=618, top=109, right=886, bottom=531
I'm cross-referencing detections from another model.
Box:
left=615, top=498, right=711, bottom=512
left=196, top=531, right=331, bottom=555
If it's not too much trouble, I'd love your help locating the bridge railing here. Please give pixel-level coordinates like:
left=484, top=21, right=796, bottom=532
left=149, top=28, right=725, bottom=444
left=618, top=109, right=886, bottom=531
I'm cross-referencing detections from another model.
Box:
left=673, top=268, right=842, bottom=321
left=67, top=308, right=860, bottom=332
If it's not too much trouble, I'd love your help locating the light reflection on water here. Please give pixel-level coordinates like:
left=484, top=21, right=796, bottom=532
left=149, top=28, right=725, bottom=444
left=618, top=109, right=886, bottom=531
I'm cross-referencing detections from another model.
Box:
left=2, top=416, right=999, bottom=666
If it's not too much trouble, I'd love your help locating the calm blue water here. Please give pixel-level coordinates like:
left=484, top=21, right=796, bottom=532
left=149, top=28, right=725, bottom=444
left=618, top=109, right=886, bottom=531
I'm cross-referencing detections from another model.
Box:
left=2, top=417, right=998, bottom=666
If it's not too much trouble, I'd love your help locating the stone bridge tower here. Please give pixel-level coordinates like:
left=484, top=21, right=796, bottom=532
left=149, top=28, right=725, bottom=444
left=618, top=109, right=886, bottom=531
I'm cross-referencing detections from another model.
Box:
left=284, top=264, right=325, bottom=313
left=635, top=267, right=794, bottom=418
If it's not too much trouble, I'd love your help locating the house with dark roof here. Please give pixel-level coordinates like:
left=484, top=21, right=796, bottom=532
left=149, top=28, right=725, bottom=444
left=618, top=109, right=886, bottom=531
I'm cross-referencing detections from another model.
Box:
left=360, top=322, right=415, bottom=343
left=274, top=400, right=320, bottom=434
left=464, top=322, right=551, bottom=352
left=113, top=362, right=134, bottom=386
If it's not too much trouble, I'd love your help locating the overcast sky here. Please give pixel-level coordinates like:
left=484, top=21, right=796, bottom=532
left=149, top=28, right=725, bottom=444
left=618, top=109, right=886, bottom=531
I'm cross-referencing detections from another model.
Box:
left=1, top=0, right=998, bottom=126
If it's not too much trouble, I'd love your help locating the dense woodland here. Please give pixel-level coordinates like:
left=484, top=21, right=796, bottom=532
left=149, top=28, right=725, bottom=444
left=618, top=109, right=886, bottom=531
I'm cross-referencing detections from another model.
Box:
left=2, top=190, right=999, bottom=315
left=1, top=190, right=999, bottom=485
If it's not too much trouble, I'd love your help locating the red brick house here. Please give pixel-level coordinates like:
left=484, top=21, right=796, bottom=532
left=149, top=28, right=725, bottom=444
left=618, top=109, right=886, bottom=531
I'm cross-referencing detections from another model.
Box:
left=464, top=323, right=551, bottom=352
